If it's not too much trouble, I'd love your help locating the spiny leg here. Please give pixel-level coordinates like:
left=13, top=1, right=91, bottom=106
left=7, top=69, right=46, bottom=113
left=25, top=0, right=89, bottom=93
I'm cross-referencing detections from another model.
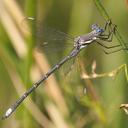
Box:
left=104, top=19, right=116, bottom=34
left=98, top=20, right=128, bottom=54
left=102, top=20, right=128, bottom=51
left=96, top=41, right=128, bottom=54
left=96, top=40, right=128, bottom=49
left=100, top=25, right=116, bottom=41
left=104, top=19, right=112, bottom=31
left=99, top=31, right=114, bottom=42
left=98, top=19, right=117, bottom=42
left=99, top=19, right=112, bottom=38
left=103, top=47, right=128, bottom=54
left=99, top=24, right=117, bottom=41
left=96, top=41, right=123, bottom=49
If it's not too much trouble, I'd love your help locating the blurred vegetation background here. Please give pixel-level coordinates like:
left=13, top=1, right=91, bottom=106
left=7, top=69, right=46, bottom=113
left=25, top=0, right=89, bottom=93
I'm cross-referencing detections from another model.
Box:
left=0, top=0, right=128, bottom=128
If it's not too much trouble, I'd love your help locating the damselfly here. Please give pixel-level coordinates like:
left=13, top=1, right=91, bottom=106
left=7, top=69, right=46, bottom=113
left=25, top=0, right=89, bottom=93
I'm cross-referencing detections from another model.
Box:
left=2, top=20, right=127, bottom=119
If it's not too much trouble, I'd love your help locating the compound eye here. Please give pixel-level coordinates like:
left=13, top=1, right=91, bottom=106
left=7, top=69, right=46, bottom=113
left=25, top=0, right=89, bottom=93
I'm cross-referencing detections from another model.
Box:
left=91, top=24, right=98, bottom=30
left=96, top=28, right=104, bottom=33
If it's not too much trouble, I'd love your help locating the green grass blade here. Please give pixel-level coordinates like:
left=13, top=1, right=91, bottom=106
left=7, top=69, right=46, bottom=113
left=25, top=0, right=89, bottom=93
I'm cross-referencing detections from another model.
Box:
left=93, top=0, right=109, bottom=20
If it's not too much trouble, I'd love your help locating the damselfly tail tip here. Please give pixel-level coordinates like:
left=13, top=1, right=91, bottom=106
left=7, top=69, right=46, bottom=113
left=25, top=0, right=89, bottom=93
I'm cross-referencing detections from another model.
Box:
left=1, top=108, right=13, bottom=120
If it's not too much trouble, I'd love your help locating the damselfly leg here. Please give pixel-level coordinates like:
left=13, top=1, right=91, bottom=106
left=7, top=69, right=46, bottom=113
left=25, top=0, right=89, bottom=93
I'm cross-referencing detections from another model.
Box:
left=96, top=20, right=128, bottom=54
left=99, top=20, right=116, bottom=41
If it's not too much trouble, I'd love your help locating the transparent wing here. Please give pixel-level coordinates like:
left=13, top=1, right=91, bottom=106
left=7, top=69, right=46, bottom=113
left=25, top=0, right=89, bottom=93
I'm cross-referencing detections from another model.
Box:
left=23, top=18, right=75, bottom=54
left=60, top=57, right=76, bottom=76
left=35, top=24, right=75, bottom=54
left=59, top=56, right=82, bottom=82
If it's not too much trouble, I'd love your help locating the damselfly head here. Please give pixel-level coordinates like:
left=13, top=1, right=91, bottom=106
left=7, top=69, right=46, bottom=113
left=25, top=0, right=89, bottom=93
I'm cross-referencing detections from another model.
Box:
left=91, top=24, right=99, bottom=30
left=95, top=28, right=104, bottom=33
left=92, top=24, right=104, bottom=35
